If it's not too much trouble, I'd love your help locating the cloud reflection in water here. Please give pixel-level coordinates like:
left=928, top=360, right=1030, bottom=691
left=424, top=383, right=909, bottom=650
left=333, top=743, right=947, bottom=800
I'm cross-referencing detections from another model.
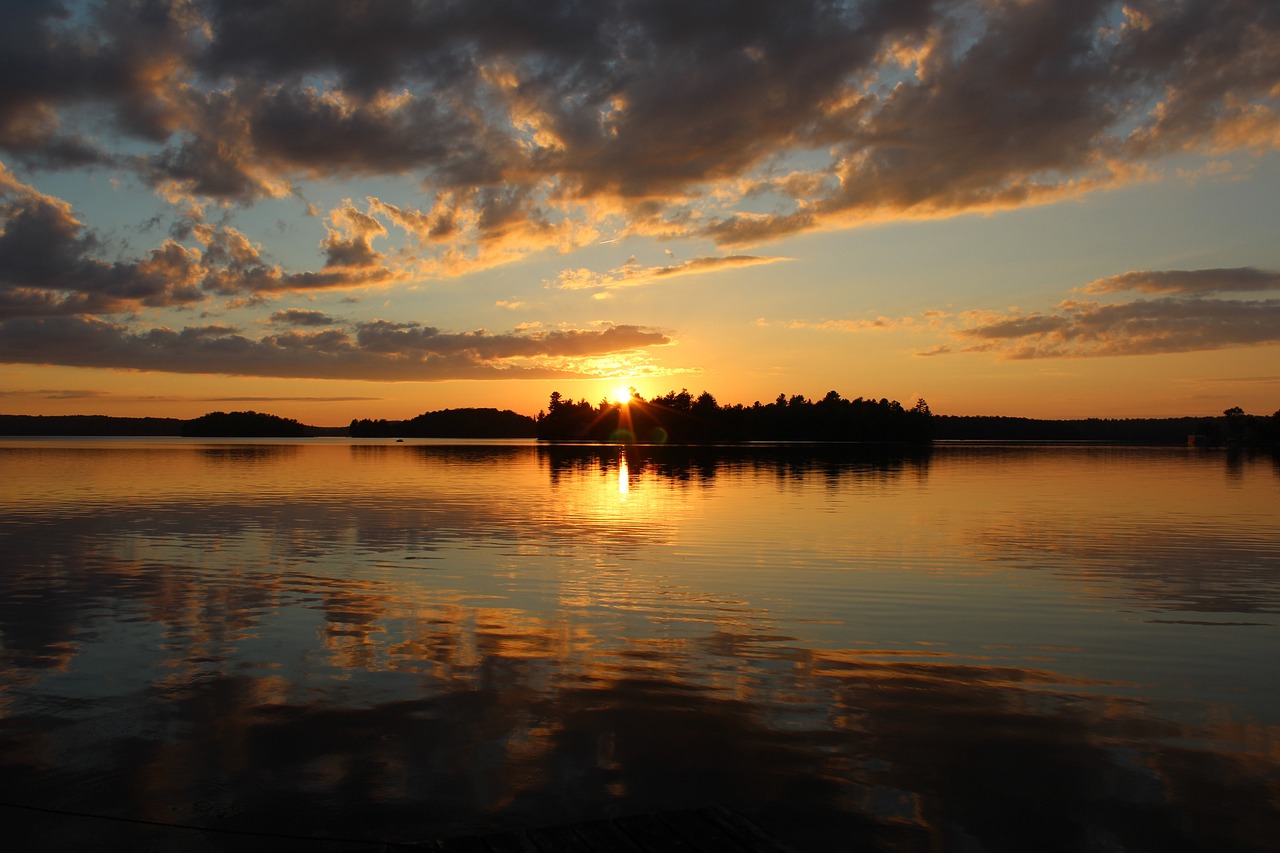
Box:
left=0, top=441, right=1276, bottom=851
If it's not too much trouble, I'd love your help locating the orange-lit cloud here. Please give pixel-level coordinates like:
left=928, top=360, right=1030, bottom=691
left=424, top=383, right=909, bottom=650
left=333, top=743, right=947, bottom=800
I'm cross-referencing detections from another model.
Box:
left=776, top=317, right=905, bottom=333
left=2, top=1, right=1279, bottom=392
left=956, top=298, right=1280, bottom=359
left=0, top=316, right=672, bottom=381
left=269, top=309, right=340, bottom=327
left=3, top=0, right=1276, bottom=252
left=924, top=267, right=1280, bottom=358
left=555, top=254, right=790, bottom=292
left=1084, top=267, right=1280, bottom=295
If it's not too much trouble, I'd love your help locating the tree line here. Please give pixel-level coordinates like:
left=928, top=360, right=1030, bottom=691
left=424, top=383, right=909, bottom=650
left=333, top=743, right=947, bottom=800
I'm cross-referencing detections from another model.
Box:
left=350, top=407, right=536, bottom=438
left=3, top=401, right=1276, bottom=444
left=934, top=407, right=1280, bottom=446
left=181, top=410, right=306, bottom=437
left=535, top=389, right=934, bottom=443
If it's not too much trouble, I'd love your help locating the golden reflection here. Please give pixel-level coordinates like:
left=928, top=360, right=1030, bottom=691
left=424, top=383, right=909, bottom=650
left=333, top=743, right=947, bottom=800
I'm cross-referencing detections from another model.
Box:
left=3, top=441, right=1279, bottom=850
left=618, top=450, right=630, bottom=498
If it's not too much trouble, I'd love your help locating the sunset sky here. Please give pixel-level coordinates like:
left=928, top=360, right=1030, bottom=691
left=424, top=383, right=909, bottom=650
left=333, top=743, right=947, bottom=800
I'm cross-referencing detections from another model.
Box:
left=2, top=0, right=1278, bottom=424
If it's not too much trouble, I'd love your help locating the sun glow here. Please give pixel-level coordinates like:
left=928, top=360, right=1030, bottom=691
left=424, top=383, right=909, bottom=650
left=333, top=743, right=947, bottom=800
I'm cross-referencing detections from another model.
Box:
left=610, top=385, right=633, bottom=405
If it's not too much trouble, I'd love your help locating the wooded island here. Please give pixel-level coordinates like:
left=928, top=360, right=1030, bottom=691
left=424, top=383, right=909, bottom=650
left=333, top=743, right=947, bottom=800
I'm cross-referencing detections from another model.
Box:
left=1, top=392, right=1276, bottom=445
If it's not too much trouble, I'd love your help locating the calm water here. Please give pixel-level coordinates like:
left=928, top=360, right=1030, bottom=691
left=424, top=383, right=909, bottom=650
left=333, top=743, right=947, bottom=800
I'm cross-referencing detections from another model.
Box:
left=1, top=439, right=1277, bottom=851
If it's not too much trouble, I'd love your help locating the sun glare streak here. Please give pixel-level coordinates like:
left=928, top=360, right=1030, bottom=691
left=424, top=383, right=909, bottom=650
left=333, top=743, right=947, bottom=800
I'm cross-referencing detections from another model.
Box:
left=618, top=450, right=630, bottom=498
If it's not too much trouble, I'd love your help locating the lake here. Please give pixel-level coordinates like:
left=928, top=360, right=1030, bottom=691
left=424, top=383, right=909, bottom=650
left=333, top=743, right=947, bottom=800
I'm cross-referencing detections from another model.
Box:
left=1, top=439, right=1277, bottom=851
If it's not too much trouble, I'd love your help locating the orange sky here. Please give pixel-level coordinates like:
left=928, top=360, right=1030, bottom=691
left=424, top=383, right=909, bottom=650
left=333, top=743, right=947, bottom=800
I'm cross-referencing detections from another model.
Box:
left=1, top=1, right=1278, bottom=424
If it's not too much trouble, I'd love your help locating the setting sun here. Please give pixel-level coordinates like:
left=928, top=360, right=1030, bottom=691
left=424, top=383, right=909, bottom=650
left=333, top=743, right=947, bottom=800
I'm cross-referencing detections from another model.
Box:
left=610, top=385, right=633, bottom=405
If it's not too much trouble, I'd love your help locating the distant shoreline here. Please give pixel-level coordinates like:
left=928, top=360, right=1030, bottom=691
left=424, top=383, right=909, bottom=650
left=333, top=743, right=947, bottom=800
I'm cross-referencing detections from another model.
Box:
left=2, top=410, right=1274, bottom=446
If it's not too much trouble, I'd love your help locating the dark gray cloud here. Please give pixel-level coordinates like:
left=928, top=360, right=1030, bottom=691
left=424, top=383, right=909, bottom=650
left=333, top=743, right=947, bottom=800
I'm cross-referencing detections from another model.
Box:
left=0, top=387, right=109, bottom=400
left=955, top=296, right=1280, bottom=358
left=0, top=165, right=205, bottom=319
left=1085, top=267, right=1280, bottom=295
left=0, top=0, right=193, bottom=167
left=354, top=320, right=670, bottom=360
left=0, top=315, right=672, bottom=380
left=3, top=1, right=1273, bottom=240
left=2, top=1, right=1278, bottom=382
left=891, top=266, right=1280, bottom=359
left=269, top=309, right=340, bottom=327
left=0, top=167, right=398, bottom=319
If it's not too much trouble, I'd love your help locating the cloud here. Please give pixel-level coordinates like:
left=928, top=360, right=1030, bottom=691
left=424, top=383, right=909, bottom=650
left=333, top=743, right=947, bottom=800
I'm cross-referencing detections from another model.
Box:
left=0, top=389, right=382, bottom=404
left=195, top=216, right=401, bottom=297
left=0, top=167, right=410, bottom=321
left=1207, top=375, right=1280, bottom=384
left=555, top=254, right=791, bottom=291
left=783, top=317, right=904, bottom=333
left=2, top=0, right=1276, bottom=255
left=953, top=297, right=1280, bottom=359
left=354, top=320, right=669, bottom=360
left=1, top=2, right=1278, bottom=388
left=197, top=396, right=382, bottom=403
left=0, top=316, right=672, bottom=382
left=764, top=311, right=957, bottom=334
left=0, top=388, right=110, bottom=400
left=0, top=163, right=206, bottom=318
left=1084, top=267, right=1280, bottom=295
left=893, top=266, right=1280, bottom=358
left=269, top=309, right=340, bottom=327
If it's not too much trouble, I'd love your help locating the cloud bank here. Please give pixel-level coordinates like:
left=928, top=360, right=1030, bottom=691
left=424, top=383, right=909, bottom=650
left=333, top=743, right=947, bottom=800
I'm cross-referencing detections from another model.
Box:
left=0, top=316, right=671, bottom=381
left=3, top=1, right=1276, bottom=246
left=2, top=1, right=1278, bottom=382
left=779, top=266, right=1280, bottom=359
left=555, top=254, right=790, bottom=291
left=954, top=268, right=1280, bottom=358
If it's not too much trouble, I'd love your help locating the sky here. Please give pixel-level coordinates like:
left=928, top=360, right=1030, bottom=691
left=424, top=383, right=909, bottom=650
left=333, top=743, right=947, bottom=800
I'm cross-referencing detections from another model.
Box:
left=1, top=0, right=1278, bottom=425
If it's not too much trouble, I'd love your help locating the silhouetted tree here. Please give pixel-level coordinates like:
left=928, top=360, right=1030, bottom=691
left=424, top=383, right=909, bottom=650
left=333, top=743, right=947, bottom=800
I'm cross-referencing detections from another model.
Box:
left=536, top=388, right=933, bottom=444
left=182, top=411, right=305, bottom=437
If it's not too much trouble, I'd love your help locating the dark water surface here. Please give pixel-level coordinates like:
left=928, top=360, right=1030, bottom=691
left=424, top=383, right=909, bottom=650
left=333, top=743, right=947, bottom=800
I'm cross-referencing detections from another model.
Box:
left=1, top=439, right=1277, bottom=851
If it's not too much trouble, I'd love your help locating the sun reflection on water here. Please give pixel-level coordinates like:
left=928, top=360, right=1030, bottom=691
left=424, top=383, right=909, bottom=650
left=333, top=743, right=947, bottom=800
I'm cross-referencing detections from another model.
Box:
left=3, top=442, right=1279, bottom=850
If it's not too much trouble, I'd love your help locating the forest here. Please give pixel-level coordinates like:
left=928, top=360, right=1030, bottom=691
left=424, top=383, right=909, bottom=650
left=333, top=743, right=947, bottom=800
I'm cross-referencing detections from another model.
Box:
left=181, top=410, right=307, bottom=437
left=934, top=407, right=1279, bottom=446
left=1, top=399, right=1275, bottom=445
left=350, top=408, right=536, bottom=438
left=535, top=389, right=934, bottom=443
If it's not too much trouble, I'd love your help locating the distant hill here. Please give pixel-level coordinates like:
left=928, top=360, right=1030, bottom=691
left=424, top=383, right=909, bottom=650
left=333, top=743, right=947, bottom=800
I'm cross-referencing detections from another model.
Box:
left=349, top=408, right=537, bottom=438
left=181, top=410, right=307, bottom=437
left=933, top=415, right=1205, bottom=443
left=3, top=406, right=1273, bottom=444
left=933, top=413, right=1278, bottom=445
left=0, top=411, right=327, bottom=437
left=0, top=414, right=185, bottom=436
left=0, top=408, right=536, bottom=438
